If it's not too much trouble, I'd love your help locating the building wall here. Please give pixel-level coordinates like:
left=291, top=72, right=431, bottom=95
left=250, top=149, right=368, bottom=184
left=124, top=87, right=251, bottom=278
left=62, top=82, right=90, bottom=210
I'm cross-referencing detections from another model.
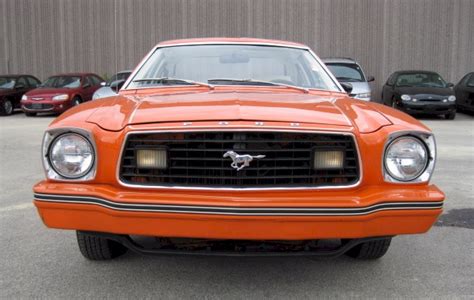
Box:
left=1, top=0, right=473, bottom=102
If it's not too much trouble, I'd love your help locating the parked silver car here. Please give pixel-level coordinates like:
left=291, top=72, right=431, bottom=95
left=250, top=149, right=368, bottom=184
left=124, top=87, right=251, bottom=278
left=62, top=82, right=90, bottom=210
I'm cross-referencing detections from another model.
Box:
left=92, top=70, right=132, bottom=100
left=323, top=58, right=374, bottom=101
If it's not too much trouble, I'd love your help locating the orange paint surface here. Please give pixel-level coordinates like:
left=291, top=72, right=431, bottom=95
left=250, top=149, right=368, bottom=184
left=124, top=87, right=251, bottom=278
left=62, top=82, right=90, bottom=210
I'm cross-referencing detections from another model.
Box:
left=34, top=38, right=444, bottom=240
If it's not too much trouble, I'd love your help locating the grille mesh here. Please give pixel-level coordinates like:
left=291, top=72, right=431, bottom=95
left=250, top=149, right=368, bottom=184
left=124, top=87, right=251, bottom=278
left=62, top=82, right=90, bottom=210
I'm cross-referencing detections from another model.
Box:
left=119, top=131, right=360, bottom=188
left=25, top=103, right=53, bottom=110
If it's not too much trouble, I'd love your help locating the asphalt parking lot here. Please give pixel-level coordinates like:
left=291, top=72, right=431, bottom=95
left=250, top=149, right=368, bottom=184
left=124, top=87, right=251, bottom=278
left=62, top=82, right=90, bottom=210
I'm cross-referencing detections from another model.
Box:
left=1, top=112, right=473, bottom=298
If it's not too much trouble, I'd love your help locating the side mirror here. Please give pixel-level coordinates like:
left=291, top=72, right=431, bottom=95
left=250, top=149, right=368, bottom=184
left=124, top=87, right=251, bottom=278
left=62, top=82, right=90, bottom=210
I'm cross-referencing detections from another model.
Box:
left=110, top=79, right=125, bottom=93
left=446, top=83, right=454, bottom=88
left=367, top=76, right=375, bottom=82
left=15, top=83, right=26, bottom=89
left=100, top=82, right=107, bottom=87
left=340, top=82, right=353, bottom=95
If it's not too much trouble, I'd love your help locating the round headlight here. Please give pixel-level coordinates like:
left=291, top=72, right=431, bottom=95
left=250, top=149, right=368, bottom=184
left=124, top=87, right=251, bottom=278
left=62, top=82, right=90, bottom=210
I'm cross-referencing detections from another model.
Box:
left=448, top=95, right=456, bottom=102
left=384, top=136, right=428, bottom=181
left=401, top=94, right=411, bottom=101
left=48, top=133, right=94, bottom=179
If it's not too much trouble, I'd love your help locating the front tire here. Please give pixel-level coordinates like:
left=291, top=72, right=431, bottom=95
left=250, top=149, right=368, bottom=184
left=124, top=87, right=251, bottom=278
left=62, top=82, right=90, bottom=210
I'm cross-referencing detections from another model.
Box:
left=345, top=237, right=392, bottom=259
left=72, top=96, right=82, bottom=107
left=76, top=231, right=128, bottom=260
left=391, top=98, right=398, bottom=109
left=445, top=111, right=456, bottom=120
left=1, top=99, right=14, bottom=116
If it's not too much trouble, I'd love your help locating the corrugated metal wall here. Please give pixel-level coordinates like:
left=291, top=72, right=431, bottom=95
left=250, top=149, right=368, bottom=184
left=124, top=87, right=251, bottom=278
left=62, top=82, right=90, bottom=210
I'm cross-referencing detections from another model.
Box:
left=1, top=0, right=473, bottom=102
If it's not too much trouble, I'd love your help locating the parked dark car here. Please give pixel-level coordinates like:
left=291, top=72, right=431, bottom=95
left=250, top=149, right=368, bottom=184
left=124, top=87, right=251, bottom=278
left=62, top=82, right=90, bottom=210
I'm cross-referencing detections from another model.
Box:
left=0, top=75, right=41, bottom=115
left=382, top=71, right=456, bottom=119
left=21, top=73, right=104, bottom=116
left=454, top=72, right=474, bottom=113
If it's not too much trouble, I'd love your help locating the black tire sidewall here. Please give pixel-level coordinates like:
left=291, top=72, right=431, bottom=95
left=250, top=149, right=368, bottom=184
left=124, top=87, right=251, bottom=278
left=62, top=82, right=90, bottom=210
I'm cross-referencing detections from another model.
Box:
left=72, top=97, right=81, bottom=106
left=2, top=99, right=13, bottom=115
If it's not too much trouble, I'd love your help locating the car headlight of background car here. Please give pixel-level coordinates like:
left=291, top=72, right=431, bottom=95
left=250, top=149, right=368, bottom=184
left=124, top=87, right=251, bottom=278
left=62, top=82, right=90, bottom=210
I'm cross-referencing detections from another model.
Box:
left=354, top=92, right=371, bottom=100
left=383, top=132, right=436, bottom=183
left=448, top=95, right=456, bottom=102
left=42, top=130, right=96, bottom=180
left=52, top=94, right=69, bottom=101
left=21, top=95, right=28, bottom=101
left=400, top=94, right=411, bottom=101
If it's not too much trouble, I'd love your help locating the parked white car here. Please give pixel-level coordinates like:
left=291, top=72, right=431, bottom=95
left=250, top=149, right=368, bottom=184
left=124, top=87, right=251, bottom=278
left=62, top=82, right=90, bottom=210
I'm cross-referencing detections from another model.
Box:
left=92, top=70, right=132, bottom=100
left=323, top=58, right=374, bottom=101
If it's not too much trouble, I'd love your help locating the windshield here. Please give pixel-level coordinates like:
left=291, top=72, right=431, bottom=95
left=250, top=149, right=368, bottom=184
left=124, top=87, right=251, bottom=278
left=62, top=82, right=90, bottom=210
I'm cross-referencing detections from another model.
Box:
left=467, top=74, right=474, bottom=87
left=0, top=77, right=16, bottom=89
left=42, top=76, right=81, bottom=88
left=127, top=45, right=340, bottom=91
left=395, top=73, right=447, bottom=88
left=326, top=63, right=365, bottom=82
left=107, top=72, right=132, bottom=85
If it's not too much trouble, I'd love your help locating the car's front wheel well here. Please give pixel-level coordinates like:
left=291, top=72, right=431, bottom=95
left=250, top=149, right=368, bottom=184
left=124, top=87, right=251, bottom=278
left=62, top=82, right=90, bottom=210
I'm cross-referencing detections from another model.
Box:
left=72, top=95, right=82, bottom=102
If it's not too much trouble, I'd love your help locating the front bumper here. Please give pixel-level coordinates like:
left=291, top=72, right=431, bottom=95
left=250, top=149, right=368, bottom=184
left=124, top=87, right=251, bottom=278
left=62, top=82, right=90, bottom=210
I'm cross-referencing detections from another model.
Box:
left=399, top=101, right=456, bottom=115
left=33, top=182, right=444, bottom=240
left=21, top=100, right=71, bottom=113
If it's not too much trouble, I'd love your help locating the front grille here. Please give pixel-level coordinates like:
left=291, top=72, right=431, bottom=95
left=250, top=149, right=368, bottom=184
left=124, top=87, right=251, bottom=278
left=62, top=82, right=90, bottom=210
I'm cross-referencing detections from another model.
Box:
left=119, top=131, right=360, bottom=188
left=419, top=99, right=441, bottom=102
left=25, top=103, right=53, bottom=110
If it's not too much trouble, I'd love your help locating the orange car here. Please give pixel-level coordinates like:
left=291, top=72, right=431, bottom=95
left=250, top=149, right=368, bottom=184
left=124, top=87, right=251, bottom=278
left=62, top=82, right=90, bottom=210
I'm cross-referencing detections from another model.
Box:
left=33, top=38, right=444, bottom=260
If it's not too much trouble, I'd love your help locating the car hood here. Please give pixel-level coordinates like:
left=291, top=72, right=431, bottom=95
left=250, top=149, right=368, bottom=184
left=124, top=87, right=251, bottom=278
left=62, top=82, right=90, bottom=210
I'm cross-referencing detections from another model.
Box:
left=82, top=90, right=393, bottom=133
left=395, top=86, right=453, bottom=96
left=346, top=82, right=371, bottom=95
left=25, top=87, right=75, bottom=97
left=93, top=87, right=117, bottom=100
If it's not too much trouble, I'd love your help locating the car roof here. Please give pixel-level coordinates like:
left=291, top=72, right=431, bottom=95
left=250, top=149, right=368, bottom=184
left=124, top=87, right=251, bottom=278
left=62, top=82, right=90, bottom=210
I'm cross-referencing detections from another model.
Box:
left=0, top=74, right=35, bottom=78
left=156, top=37, right=308, bottom=49
left=48, top=73, right=97, bottom=77
left=321, top=57, right=358, bottom=64
left=393, top=70, right=440, bottom=75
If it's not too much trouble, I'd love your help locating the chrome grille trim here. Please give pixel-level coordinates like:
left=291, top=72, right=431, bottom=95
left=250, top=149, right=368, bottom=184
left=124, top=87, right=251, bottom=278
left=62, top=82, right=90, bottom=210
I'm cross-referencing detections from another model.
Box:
left=116, top=129, right=363, bottom=190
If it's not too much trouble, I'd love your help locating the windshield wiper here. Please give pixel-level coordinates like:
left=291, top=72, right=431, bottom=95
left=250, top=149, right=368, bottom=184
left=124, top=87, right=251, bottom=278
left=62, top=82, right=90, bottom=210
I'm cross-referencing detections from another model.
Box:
left=207, top=78, right=309, bottom=93
left=132, top=77, right=213, bottom=89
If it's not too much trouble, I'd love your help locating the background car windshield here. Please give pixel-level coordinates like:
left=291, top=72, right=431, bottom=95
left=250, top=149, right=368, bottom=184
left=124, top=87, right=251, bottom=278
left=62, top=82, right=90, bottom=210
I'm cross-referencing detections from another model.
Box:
left=467, top=74, right=474, bottom=87
left=326, top=64, right=365, bottom=82
left=0, top=77, right=16, bottom=89
left=128, top=45, right=340, bottom=91
left=396, top=73, right=447, bottom=88
left=42, top=76, right=81, bottom=88
left=107, top=72, right=132, bottom=85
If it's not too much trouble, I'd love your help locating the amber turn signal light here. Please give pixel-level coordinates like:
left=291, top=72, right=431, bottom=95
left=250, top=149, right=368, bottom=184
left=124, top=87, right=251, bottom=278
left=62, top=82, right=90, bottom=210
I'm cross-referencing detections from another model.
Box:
left=313, top=150, right=344, bottom=169
left=136, top=149, right=167, bottom=169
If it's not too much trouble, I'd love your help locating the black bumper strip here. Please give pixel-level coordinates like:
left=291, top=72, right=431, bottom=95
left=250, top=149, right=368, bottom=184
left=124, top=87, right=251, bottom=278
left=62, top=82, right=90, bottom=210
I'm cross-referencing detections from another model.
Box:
left=34, top=193, right=443, bottom=216
left=88, top=232, right=392, bottom=257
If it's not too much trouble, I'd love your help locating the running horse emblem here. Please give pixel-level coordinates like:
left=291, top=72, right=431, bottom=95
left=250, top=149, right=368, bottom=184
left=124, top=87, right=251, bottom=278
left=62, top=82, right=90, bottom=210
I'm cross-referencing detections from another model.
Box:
left=223, top=151, right=266, bottom=171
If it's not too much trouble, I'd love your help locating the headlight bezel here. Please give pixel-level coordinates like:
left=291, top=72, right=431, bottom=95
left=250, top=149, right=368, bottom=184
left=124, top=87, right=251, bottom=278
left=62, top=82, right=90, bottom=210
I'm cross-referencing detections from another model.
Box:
left=42, top=128, right=97, bottom=181
left=382, top=131, right=436, bottom=184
